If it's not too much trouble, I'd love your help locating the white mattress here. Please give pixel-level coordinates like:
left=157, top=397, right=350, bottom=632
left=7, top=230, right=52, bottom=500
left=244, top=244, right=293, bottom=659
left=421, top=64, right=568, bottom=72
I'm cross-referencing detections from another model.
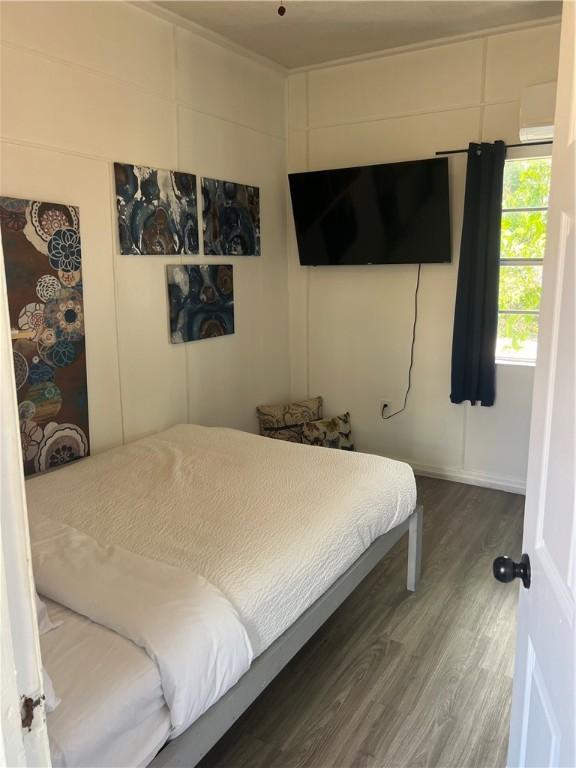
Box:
left=40, top=598, right=171, bottom=768
left=27, top=424, right=416, bottom=656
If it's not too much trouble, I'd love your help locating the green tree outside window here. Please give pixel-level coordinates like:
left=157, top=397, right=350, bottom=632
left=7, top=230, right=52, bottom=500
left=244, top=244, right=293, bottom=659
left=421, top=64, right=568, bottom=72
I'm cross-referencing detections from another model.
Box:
left=497, top=158, right=552, bottom=361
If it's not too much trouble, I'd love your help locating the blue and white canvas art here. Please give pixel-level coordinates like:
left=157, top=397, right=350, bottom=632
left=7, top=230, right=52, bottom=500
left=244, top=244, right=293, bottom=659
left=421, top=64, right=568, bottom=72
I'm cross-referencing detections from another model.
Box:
left=167, top=264, right=234, bottom=344
left=0, top=196, right=90, bottom=476
left=114, top=163, right=199, bottom=255
left=202, top=178, right=260, bottom=256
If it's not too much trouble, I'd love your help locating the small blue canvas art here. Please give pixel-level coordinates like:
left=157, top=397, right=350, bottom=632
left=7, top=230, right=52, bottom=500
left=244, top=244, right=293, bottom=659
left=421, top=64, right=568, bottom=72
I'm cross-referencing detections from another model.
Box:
left=167, top=264, right=234, bottom=343
left=114, top=163, right=199, bottom=255
left=202, top=178, right=260, bottom=256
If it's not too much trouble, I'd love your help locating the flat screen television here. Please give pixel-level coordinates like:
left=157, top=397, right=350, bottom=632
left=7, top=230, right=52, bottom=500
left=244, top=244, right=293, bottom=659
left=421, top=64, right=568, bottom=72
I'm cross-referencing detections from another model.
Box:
left=288, top=157, right=451, bottom=266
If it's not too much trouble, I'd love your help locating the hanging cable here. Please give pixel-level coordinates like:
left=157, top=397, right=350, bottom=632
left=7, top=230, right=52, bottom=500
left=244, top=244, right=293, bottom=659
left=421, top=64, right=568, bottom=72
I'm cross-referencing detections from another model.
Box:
left=382, top=263, right=422, bottom=420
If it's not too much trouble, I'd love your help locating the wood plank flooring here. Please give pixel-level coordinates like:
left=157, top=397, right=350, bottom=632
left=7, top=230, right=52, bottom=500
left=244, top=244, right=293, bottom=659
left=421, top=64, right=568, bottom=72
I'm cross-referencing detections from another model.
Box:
left=199, top=477, right=525, bottom=768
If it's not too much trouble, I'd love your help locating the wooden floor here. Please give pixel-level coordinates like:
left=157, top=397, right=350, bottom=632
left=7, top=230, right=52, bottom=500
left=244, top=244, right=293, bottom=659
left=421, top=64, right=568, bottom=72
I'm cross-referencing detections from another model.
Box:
left=199, top=477, right=525, bottom=768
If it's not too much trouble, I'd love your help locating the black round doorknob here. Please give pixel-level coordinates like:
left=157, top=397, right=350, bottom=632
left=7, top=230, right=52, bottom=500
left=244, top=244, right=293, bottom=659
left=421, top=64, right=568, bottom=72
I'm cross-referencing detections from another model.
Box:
left=493, top=554, right=531, bottom=589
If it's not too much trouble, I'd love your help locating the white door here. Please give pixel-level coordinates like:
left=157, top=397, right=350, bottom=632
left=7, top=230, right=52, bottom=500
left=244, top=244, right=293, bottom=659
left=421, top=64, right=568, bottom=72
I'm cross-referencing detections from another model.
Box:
left=1, top=237, right=51, bottom=761
left=505, top=3, right=575, bottom=766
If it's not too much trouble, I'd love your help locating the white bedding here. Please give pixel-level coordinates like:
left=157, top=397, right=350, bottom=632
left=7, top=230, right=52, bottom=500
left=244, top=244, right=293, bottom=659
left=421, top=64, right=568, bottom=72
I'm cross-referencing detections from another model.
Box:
left=30, top=512, right=253, bottom=739
left=27, top=424, right=416, bottom=656
left=40, top=598, right=171, bottom=768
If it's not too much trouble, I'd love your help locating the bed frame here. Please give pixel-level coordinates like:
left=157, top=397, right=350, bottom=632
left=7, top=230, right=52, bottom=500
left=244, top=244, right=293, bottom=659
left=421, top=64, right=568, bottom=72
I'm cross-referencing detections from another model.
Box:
left=150, top=505, right=423, bottom=768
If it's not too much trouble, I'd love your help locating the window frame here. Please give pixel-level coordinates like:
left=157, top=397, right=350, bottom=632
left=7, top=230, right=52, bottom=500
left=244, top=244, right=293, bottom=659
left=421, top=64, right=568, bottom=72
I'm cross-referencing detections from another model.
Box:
left=496, top=144, right=553, bottom=366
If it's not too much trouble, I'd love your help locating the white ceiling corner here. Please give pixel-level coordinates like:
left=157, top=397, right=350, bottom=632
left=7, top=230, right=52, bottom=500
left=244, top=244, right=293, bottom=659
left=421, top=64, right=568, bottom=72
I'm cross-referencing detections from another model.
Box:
left=153, top=0, right=562, bottom=70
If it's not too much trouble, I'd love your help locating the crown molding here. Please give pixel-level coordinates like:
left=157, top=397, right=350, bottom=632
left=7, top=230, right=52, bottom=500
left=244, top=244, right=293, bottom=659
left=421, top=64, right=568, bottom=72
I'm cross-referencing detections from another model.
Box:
left=290, top=14, right=561, bottom=73
left=131, top=3, right=560, bottom=78
left=130, top=1, right=288, bottom=75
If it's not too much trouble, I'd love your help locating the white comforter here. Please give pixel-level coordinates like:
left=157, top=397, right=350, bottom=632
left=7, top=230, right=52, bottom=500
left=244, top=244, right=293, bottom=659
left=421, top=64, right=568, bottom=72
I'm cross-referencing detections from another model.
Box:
left=30, top=513, right=252, bottom=739
left=40, top=598, right=172, bottom=768
left=27, top=424, right=416, bottom=656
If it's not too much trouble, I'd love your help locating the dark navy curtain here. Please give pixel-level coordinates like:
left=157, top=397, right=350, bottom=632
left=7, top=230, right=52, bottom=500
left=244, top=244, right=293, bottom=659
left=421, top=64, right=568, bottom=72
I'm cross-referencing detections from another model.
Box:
left=450, top=141, right=506, bottom=407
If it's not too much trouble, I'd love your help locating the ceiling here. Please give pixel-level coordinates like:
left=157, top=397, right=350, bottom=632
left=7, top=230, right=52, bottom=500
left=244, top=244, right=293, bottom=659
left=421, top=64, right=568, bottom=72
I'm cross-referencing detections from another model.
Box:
left=157, top=1, right=561, bottom=69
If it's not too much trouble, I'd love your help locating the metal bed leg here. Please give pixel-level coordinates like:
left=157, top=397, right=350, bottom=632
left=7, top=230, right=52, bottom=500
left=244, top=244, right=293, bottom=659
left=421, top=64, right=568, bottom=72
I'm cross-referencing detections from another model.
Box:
left=407, top=505, right=423, bottom=591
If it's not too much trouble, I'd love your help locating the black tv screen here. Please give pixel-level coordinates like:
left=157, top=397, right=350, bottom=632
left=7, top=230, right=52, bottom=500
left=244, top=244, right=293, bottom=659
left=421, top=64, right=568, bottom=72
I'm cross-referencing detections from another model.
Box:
left=288, top=157, right=451, bottom=266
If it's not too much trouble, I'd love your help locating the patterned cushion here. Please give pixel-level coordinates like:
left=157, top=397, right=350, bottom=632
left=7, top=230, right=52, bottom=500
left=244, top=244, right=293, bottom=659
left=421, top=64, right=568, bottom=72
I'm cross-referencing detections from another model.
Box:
left=301, top=412, right=354, bottom=451
left=256, top=396, right=323, bottom=442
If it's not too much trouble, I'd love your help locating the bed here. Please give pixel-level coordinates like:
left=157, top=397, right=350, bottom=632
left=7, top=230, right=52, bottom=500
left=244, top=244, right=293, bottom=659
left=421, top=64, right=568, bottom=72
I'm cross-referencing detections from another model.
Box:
left=27, top=424, right=422, bottom=767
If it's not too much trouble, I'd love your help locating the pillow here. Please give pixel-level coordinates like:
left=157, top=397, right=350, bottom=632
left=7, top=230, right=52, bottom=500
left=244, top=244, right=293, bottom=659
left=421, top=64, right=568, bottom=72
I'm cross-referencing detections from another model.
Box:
left=301, top=412, right=354, bottom=451
left=256, top=396, right=323, bottom=443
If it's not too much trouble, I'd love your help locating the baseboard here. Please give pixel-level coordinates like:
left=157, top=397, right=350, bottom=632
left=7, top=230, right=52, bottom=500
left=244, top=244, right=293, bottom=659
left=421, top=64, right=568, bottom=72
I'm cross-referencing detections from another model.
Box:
left=407, top=460, right=526, bottom=495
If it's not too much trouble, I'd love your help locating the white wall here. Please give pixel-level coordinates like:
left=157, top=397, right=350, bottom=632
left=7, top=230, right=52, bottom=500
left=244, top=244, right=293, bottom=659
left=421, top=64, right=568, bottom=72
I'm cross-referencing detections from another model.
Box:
left=287, top=22, right=561, bottom=493
left=0, top=1, right=291, bottom=451
left=0, top=5, right=561, bottom=494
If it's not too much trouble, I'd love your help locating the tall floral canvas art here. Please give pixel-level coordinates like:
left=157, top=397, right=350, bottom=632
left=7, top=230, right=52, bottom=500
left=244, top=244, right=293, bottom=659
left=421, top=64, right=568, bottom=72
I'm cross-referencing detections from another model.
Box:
left=202, top=178, right=260, bottom=256
left=167, top=264, right=234, bottom=343
left=114, top=162, right=199, bottom=255
left=0, top=197, right=90, bottom=476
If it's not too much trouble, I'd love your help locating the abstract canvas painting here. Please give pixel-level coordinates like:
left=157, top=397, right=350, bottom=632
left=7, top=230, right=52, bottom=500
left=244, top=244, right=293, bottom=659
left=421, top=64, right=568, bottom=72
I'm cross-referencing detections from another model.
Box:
left=202, top=178, right=260, bottom=256
left=0, top=197, right=90, bottom=476
left=114, top=162, right=199, bottom=255
left=167, top=264, right=234, bottom=343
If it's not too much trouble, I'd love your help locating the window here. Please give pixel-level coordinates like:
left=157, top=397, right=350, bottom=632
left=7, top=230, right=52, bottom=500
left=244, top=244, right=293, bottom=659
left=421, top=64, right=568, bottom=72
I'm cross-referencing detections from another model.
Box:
left=497, top=155, right=552, bottom=364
